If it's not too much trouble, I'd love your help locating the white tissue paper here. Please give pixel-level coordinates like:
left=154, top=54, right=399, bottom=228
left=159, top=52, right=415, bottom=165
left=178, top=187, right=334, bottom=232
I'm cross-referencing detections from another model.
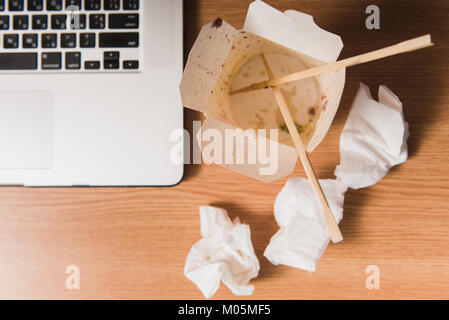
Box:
left=265, top=84, right=409, bottom=272
left=184, top=206, right=260, bottom=299
left=264, top=178, right=347, bottom=272
left=335, top=83, right=409, bottom=189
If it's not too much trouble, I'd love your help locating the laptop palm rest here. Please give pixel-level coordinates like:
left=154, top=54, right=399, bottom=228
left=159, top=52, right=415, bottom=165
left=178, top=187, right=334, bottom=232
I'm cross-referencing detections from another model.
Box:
left=0, top=91, right=53, bottom=169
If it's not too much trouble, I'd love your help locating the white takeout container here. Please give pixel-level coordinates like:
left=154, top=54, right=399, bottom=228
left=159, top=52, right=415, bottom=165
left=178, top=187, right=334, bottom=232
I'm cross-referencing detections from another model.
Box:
left=180, top=1, right=346, bottom=182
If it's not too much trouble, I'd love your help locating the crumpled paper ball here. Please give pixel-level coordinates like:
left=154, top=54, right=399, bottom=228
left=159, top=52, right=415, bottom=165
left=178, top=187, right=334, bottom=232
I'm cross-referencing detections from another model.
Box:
left=184, top=206, right=260, bottom=299
left=264, top=178, right=347, bottom=272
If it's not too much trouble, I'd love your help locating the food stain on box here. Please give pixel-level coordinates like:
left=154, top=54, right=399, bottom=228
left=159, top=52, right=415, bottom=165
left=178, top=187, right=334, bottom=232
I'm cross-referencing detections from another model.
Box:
left=229, top=51, right=321, bottom=146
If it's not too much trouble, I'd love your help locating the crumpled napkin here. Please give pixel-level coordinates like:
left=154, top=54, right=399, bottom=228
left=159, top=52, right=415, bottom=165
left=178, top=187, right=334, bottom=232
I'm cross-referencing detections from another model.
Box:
left=184, top=206, right=260, bottom=299
left=265, top=83, right=409, bottom=272
left=335, top=83, right=409, bottom=189
left=264, top=178, right=347, bottom=272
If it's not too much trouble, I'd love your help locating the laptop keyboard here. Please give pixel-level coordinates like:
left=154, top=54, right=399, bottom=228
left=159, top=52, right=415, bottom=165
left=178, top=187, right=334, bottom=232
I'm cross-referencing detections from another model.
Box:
left=0, top=0, right=141, bottom=72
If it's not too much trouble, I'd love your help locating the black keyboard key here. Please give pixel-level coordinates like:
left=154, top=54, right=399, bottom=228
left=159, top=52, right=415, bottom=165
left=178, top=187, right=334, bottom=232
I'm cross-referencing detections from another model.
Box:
left=3, top=34, right=18, bottom=48
left=104, top=0, right=119, bottom=10
left=0, top=15, right=9, bottom=29
left=32, top=14, right=47, bottom=29
left=13, top=15, right=28, bottom=29
left=61, top=32, right=75, bottom=47
left=104, top=51, right=118, bottom=60
left=65, top=51, right=80, bottom=69
left=42, top=33, right=57, bottom=48
left=41, top=52, right=61, bottom=69
left=69, top=13, right=85, bottom=29
left=46, top=0, right=61, bottom=10
left=28, top=0, right=43, bottom=10
left=85, top=0, right=99, bottom=10
left=65, top=0, right=80, bottom=9
left=123, top=60, right=138, bottom=69
left=9, top=0, right=24, bottom=11
left=84, top=60, right=99, bottom=69
left=89, top=13, right=104, bottom=29
left=104, top=60, right=118, bottom=69
left=99, top=32, right=138, bottom=48
left=51, top=14, right=67, bottom=29
left=22, top=33, right=38, bottom=48
left=0, top=52, right=37, bottom=70
left=123, top=0, right=138, bottom=10
left=0, top=0, right=4, bottom=10
left=103, top=51, right=120, bottom=60
left=109, top=13, right=138, bottom=29
left=80, top=32, right=95, bottom=47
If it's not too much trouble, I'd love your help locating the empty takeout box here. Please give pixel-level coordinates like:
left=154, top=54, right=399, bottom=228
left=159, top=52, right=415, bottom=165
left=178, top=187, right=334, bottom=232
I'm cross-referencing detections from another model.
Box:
left=180, top=0, right=346, bottom=182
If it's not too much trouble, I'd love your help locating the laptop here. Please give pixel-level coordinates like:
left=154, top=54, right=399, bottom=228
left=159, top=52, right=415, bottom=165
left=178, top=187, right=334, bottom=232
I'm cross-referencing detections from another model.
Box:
left=0, top=0, right=184, bottom=186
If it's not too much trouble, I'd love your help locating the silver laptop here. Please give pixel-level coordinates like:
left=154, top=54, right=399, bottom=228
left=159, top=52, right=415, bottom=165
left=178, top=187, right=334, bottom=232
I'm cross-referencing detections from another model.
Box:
left=0, top=0, right=184, bottom=186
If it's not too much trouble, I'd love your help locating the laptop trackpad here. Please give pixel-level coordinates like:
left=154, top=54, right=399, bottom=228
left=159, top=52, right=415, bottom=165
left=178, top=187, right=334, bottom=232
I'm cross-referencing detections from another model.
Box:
left=0, top=91, right=53, bottom=169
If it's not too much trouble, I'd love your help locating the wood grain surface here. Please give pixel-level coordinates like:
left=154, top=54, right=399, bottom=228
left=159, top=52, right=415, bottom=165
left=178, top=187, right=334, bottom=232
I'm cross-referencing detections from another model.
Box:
left=0, top=0, right=448, bottom=299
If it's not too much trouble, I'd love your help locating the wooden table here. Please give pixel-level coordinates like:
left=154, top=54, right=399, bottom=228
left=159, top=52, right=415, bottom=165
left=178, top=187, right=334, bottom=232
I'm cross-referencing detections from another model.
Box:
left=0, top=0, right=448, bottom=299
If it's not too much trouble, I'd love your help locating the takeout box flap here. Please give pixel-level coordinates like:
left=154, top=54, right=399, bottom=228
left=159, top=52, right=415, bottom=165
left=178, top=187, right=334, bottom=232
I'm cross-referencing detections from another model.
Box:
left=197, top=118, right=298, bottom=183
left=180, top=19, right=239, bottom=114
left=244, top=0, right=344, bottom=63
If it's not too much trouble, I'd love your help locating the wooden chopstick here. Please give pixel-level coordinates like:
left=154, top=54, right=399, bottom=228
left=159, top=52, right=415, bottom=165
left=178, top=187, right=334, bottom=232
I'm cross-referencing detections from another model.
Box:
left=261, top=54, right=343, bottom=243
left=231, top=34, right=433, bottom=95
